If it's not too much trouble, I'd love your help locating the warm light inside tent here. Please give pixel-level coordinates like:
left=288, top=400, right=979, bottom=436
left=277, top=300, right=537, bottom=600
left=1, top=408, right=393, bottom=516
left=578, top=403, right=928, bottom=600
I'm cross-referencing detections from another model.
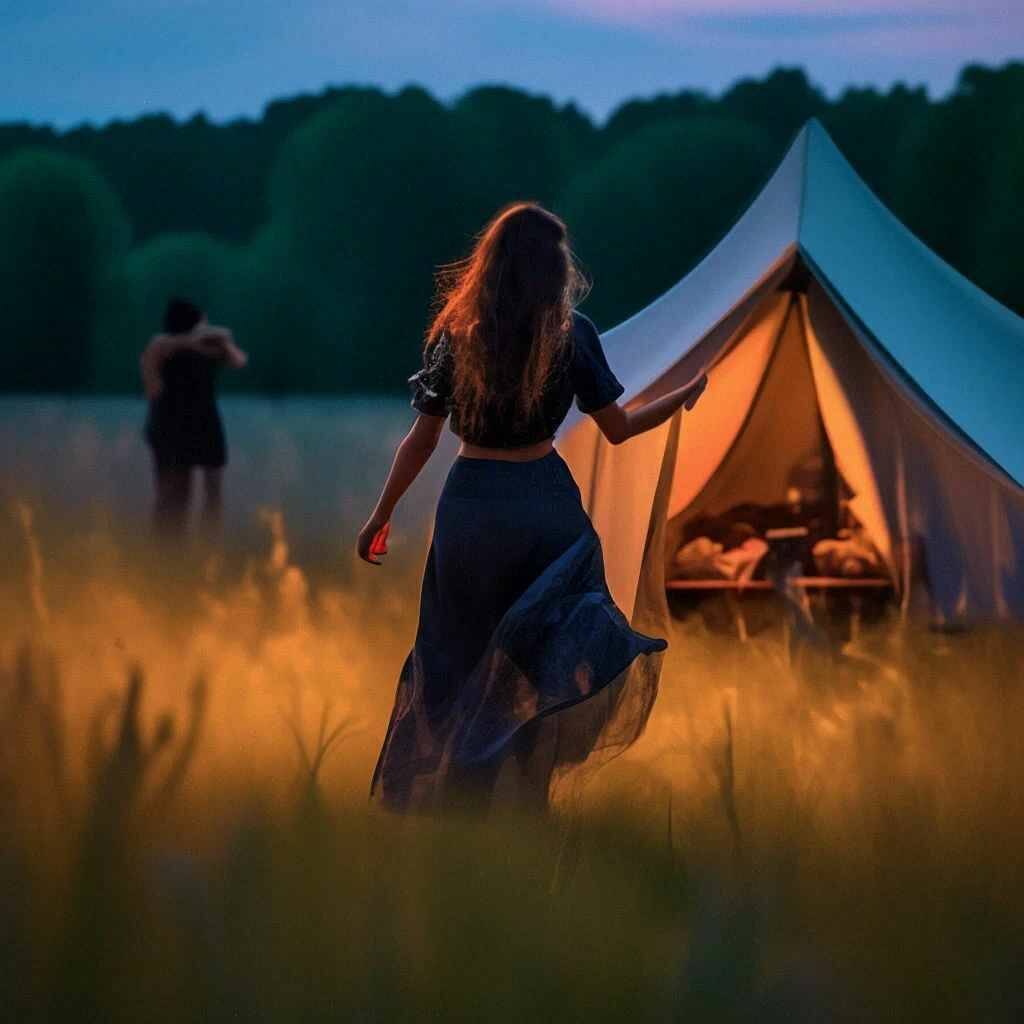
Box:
left=663, top=282, right=891, bottom=597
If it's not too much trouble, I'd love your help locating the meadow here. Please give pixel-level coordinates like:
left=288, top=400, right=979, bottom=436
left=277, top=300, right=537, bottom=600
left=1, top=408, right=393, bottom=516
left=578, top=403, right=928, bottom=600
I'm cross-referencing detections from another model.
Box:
left=1, top=398, right=1022, bottom=1021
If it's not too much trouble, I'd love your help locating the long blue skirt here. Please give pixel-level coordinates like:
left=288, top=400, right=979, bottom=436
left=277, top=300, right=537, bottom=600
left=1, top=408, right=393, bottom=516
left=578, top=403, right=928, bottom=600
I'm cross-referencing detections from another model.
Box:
left=370, top=449, right=667, bottom=813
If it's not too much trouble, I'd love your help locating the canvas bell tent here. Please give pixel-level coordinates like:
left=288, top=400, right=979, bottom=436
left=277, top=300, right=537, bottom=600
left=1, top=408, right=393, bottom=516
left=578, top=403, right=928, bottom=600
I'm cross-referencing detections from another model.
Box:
left=556, top=118, right=1024, bottom=631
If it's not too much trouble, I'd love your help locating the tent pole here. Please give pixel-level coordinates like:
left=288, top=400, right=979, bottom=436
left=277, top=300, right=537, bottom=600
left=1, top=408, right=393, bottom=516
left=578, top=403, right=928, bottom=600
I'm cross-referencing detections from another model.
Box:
left=896, top=432, right=912, bottom=625
left=585, top=423, right=604, bottom=512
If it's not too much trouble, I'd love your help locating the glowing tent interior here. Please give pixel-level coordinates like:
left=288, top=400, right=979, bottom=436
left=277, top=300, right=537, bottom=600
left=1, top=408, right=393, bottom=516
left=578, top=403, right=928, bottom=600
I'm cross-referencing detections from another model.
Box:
left=556, top=118, right=1024, bottom=631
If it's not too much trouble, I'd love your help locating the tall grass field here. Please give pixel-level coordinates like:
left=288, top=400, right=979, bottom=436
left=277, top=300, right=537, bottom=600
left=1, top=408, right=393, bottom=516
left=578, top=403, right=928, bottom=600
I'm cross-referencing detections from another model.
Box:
left=1, top=398, right=1021, bottom=1021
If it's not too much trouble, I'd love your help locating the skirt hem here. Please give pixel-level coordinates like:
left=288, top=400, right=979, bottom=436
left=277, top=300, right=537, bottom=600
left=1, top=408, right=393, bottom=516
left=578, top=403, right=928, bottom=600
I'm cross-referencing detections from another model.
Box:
left=460, top=635, right=666, bottom=768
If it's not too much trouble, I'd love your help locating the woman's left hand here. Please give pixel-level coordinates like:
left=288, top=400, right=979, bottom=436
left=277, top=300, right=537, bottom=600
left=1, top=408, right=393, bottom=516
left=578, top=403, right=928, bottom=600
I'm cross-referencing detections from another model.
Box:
left=356, top=516, right=390, bottom=565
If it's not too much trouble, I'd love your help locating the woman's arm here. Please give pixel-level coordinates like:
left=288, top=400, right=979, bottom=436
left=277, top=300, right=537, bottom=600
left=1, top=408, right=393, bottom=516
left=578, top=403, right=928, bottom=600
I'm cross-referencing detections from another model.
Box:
left=356, top=412, right=447, bottom=565
left=193, top=324, right=249, bottom=368
left=589, top=373, right=708, bottom=445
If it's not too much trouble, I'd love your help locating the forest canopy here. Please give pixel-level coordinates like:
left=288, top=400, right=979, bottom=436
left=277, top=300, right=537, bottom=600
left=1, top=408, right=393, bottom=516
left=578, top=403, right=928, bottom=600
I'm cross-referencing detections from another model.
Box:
left=1, top=62, right=1021, bottom=394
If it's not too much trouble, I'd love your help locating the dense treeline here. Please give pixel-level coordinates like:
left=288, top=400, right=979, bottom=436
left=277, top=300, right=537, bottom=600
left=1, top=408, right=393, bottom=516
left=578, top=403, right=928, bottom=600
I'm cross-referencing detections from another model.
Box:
left=0, top=63, right=1021, bottom=394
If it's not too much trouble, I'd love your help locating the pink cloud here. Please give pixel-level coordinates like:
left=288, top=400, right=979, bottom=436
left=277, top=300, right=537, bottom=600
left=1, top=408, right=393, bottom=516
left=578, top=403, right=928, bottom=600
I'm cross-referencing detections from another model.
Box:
left=508, top=0, right=1021, bottom=64
left=527, top=0, right=1012, bottom=29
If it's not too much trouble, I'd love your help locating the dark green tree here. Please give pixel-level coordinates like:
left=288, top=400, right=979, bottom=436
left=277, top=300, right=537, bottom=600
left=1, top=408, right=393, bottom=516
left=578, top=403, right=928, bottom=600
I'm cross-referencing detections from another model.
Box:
left=268, top=86, right=473, bottom=392
left=221, top=224, right=334, bottom=394
left=450, top=85, right=598, bottom=227
left=2, top=64, right=1023, bottom=392
left=601, top=89, right=711, bottom=152
left=556, top=117, right=775, bottom=329
left=0, top=148, right=129, bottom=392
left=891, top=62, right=1024, bottom=304
left=822, top=83, right=930, bottom=208
left=973, top=125, right=1024, bottom=312
left=969, top=64, right=1024, bottom=309
left=718, top=67, right=826, bottom=147
left=68, top=115, right=207, bottom=240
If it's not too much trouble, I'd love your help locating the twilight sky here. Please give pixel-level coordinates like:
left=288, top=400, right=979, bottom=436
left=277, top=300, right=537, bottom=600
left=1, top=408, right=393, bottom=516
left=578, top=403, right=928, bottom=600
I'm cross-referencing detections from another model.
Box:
left=4, top=0, right=1022, bottom=128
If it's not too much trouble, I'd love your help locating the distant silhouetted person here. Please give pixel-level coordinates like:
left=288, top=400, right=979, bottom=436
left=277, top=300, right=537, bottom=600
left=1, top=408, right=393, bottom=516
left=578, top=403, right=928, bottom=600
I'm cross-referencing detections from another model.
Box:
left=141, top=298, right=248, bottom=540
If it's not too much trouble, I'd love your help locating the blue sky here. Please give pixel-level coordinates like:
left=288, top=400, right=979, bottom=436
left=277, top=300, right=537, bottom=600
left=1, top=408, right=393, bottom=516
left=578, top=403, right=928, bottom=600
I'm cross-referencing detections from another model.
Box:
left=4, top=0, right=1022, bottom=128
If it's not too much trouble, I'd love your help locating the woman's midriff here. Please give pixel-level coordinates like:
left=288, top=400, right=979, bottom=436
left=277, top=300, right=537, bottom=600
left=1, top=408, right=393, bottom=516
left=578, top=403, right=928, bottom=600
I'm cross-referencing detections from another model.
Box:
left=458, top=437, right=555, bottom=462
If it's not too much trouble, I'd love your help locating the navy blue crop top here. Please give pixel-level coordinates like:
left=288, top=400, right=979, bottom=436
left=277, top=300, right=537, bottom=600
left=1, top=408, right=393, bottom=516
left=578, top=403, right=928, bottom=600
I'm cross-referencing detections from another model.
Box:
left=408, top=310, right=625, bottom=447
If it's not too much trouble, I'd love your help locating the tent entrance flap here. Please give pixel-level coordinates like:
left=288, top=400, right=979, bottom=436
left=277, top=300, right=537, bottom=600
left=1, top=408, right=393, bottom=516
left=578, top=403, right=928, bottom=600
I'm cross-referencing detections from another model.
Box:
left=664, top=286, right=890, bottom=588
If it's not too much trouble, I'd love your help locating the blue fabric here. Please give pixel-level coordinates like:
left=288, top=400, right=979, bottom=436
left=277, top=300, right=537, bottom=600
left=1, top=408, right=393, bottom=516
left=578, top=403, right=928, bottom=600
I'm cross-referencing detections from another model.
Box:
left=408, top=310, right=625, bottom=446
left=371, top=450, right=666, bottom=813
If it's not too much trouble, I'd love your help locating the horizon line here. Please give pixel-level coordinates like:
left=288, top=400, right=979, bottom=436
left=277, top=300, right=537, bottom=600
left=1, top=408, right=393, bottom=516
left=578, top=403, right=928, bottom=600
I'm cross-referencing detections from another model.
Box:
left=6, top=58, right=1018, bottom=136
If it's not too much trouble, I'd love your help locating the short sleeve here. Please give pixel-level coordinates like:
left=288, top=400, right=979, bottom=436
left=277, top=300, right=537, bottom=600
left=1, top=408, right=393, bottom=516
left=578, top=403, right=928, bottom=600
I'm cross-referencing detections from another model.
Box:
left=408, top=334, right=453, bottom=417
left=570, top=312, right=625, bottom=414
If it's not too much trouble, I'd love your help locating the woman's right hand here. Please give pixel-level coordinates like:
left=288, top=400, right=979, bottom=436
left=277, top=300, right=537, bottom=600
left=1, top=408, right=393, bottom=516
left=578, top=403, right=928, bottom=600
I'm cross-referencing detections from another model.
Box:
left=356, top=517, right=390, bottom=565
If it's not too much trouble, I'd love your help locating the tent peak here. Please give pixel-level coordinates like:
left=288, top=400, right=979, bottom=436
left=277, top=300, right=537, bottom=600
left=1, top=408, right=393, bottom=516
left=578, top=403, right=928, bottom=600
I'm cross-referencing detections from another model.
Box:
left=783, top=116, right=830, bottom=160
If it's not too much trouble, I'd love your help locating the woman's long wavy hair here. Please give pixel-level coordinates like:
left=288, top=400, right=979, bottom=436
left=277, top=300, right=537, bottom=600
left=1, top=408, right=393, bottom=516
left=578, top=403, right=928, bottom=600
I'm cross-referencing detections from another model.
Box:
left=425, top=202, right=590, bottom=439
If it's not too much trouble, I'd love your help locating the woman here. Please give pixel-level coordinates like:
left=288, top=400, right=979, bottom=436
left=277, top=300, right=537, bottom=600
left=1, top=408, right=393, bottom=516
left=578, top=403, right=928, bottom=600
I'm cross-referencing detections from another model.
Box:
left=141, top=297, right=248, bottom=538
left=357, top=203, right=707, bottom=814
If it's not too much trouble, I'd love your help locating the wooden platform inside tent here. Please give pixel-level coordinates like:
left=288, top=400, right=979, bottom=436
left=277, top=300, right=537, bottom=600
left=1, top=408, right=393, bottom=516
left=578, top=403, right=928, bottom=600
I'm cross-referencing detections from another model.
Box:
left=666, top=577, right=892, bottom=592
left=665, top=575, right=894, bottom=643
